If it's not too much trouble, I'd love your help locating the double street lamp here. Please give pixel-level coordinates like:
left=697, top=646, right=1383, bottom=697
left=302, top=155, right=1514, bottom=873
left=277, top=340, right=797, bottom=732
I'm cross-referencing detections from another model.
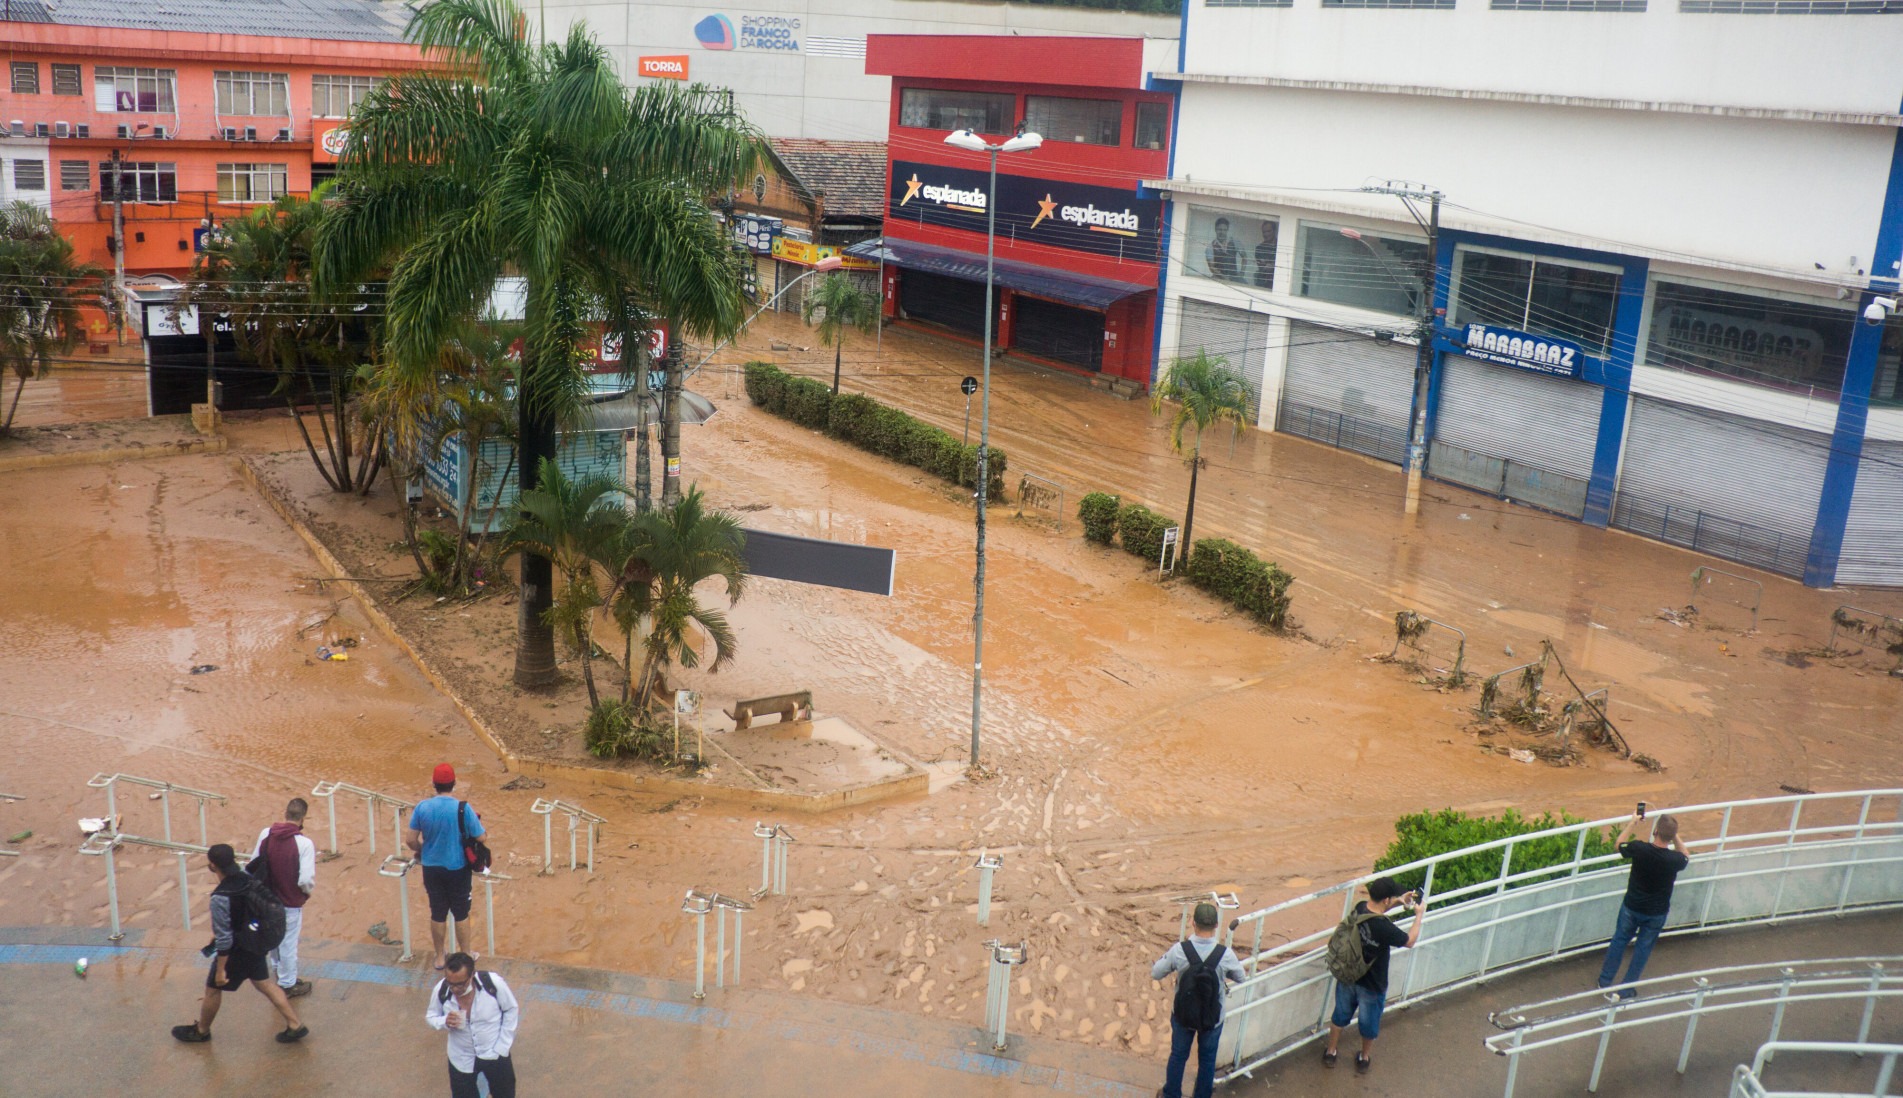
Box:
left=942, top=126, right=1042, bottom=769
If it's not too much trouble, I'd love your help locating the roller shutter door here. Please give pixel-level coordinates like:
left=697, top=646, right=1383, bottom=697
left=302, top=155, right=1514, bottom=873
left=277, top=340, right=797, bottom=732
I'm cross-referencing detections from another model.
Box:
left=1276, top=321, right=1414, bottom=466
left=1836, top=440, right=1903, bottom=587
left=1173, top=298, right=1266, bottom=420
left=1611, top=397, right=1828, bottom=578
left=1012, top=296, right=1103, bottom=372
left=1427, top=354, right=1603, bottom=518
left=900, top=270, right=986, bottom=337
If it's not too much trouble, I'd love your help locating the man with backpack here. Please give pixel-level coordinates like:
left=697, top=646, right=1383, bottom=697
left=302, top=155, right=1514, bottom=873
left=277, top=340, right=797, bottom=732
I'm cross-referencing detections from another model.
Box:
left=1150, top=901, right=1247, bottom=1098
left=1322, top=876, right=1424, bottom=1074
left=406, top=763, right=488, bottom=971
left=172, top=843, right=308, bottom=1044
left=426, top=951, right=520, bottom=1098
left=254, top=797, right=317, bottom=998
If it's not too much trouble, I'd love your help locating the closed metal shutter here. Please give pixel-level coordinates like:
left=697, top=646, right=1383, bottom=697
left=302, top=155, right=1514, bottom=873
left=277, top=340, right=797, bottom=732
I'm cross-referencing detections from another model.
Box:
left=1012, top=296, right=1103, bottom=372
left=900, top=270, right=986, bottom=337
left=1428, top=354, right=1603, bottom=518
left=775, top=261, right=810, bottom=314
left=1173, top=298, right=1266, bottom=420
left=1836, top=440, right=1903, bottom=587
left=1611, top=397, right=1828, bottom=578
left=1276, top=321, right=1415, bottom=465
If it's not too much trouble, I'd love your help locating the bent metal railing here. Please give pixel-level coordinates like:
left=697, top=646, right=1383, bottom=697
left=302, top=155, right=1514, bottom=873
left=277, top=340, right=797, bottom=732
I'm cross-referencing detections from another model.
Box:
left=1731, top=1041, right=1903, bottom=1098
left=1213, top=789, right=1903, bottom=1081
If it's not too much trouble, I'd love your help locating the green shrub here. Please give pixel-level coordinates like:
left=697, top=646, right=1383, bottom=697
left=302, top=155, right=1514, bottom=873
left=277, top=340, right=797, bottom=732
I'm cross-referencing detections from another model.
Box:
left=583, top=700, right=670, bottom=760
left=1078, top=492, right=1121, bottom=545
left=1117, top=503, right=1174, bottom=563
left=742, top=361, right=780, bottom=410
left=1186, top=537, right=1295, bottom=630
left=1373, top=808, right=1618, bottom=905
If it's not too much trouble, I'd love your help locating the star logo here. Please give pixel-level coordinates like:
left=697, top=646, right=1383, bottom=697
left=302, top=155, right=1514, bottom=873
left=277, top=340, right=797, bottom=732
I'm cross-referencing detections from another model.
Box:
left=900, top=174, right=922, bottom=206
left=1030, top=193, right=1057, bottom=230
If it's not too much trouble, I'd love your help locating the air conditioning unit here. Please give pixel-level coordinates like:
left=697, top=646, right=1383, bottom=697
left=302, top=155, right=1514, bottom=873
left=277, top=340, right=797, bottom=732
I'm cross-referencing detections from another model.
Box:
left=75, top=124, right=89, bottom=138
left=33, top=123, right=49, bottom=138
left=116, top=124, right=131, bottom=138
left=7, top=120, right=22, bottom=137
left=54, top=122, right=70, bottom=138
left=275, top=127, right=292, bottom=142
left=151, top=126, right=168, bottom=139
left=221, top=127, right=239, bottom=141
left=242, top=126, right=256, bottom=141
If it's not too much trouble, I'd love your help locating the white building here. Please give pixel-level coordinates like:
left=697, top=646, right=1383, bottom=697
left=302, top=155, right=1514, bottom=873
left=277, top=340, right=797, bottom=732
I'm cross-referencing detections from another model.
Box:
left=1150, top=1, right=1903, bottom=588
left=537, top=0, right=1177, bottom=140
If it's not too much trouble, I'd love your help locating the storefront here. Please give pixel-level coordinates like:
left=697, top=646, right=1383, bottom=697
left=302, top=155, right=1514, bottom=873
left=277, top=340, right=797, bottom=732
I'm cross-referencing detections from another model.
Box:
left=1429, top=348, right=1604, bottom=520
left=1837, top=440, right=1903, bottom=586
left=1277, top=320, right=1415, bottom=466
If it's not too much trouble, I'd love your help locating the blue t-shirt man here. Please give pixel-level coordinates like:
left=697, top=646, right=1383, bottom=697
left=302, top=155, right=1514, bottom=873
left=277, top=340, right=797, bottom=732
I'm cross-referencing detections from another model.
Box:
left=405, top=764, right=487, bottom=970
left=409, top=794, right=483, bottom=869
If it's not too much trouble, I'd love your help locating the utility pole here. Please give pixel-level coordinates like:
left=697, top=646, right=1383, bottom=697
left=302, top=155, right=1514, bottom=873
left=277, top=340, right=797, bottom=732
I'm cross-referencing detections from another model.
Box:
left=1362, top=181, right=1442, bottom=516
left=110, top=150, right=127, bottom=345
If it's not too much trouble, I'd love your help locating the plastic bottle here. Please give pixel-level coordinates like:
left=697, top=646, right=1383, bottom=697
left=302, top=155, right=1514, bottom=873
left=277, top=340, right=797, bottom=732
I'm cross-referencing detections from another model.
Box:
left=74, top=957, right=88, bottom=977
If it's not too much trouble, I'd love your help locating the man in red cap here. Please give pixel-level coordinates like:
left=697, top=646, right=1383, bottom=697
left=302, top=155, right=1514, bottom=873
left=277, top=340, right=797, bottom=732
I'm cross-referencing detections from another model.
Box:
left=406, top=763, right=486, bottom=970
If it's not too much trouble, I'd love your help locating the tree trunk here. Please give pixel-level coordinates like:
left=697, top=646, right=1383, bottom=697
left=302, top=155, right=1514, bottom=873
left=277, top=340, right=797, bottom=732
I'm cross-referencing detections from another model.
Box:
left=512, top=376, right=560, bottom=689
left=831, top=339, right=842, bottom=395
left=473, top=450, right=515, bottom=564
left=2, top=372, right=26, bottom=434
left=394, top=465, right=433, bottom=579
left=1181, top=442, right=1201, bottom=571
left=661, top=340, right=683, bottom=507
left=573, top=620, right=599, bottom=708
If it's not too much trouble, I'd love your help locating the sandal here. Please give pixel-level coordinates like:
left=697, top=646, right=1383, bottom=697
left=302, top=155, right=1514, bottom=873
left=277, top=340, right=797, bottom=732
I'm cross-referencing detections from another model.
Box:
left=1355, top=1054, right=1371, bottom=1074
left=171, top=1023, right=211, bottom=1043
left=1322, top=1048, right=1338, bottom=1068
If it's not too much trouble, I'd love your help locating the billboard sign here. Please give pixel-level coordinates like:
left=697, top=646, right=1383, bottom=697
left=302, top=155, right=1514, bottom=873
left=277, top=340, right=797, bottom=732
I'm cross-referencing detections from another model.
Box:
left=887, top=159, right=1161, bottom=263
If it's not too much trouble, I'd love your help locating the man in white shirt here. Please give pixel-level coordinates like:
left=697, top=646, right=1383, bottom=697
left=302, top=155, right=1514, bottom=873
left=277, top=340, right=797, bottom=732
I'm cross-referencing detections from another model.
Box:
left=253, top=798, right=317, bottom=997
left=1151, top=902, right=1248, bottom=1098
left=426, top=951, right=520, bottom=1098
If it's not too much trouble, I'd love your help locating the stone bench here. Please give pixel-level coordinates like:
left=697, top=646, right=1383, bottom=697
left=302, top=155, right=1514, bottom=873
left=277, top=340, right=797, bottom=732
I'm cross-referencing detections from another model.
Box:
left=724, top=691, right=813, bottom=731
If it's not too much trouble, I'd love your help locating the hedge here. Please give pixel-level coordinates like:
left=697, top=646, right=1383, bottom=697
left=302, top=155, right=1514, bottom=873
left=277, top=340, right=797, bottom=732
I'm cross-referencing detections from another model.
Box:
left=1373, top=808, right=1618, bottom=905
left=744, top=362, right=1004, bottom=499
left=1185, top=537, right=1295, bottom=631
left=1078, top=492, right=1121, bottom=545
left=1117, top=503, right=1174, bottom=563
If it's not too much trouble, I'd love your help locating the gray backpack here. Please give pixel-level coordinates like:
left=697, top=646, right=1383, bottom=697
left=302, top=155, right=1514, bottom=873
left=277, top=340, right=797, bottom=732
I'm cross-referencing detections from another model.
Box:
left=1325, top=911, right=1382, bottom=984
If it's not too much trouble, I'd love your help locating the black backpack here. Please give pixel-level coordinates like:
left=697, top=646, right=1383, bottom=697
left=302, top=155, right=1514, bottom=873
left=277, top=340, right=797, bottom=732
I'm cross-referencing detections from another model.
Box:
left=436, top=971, right=500, bottom=1004
left=230, top=872, right=286, bottom=955
left=1171, top=940, right=1227, bottom=1031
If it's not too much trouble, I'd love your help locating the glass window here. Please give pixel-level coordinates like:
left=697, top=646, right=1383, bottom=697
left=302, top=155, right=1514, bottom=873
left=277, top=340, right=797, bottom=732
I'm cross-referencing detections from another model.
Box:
left=898, top=88, right=1013, bottom=135
left=12, top=159, right=46, bottom=190
left=1645, top=280, right=1854, bottom=399
left=1295, top=223, right=1428, bottom=315
left=215, top=72, right=290, bottom=116
left=98, top=161, right=178, bottom=203
left=1134, top=101, right=1169, bottom=151
left=1025, top=95, right=1121, bottom=146
left=217, top=163, right=290, bottom=203
left=60, top=160, right=91, bottom=191
left=52, top=64, right=82, bottom=97
left=1185, top=206, right=1279, bottom=290
left=11, top=62, right=39, bottom=95
left=1874, top=316, right=1903, bottom=407
left=96, top=68, right=177, bottom=113
left=1449, top=247, right=1621, bottom=355
left=313, top=74, right=378, bottom=118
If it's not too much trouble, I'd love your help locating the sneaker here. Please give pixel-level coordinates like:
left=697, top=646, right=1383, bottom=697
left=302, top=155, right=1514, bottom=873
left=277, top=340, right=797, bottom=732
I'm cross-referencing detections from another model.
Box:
left=275, top=1025, right=310, bottom=1044
left=1355, top=1054, right=1371, bottom=1074
left=283, top=980, right=313, bottom=999
left=171, top=1023, right=211, bottom=1043
left=1322, top=1048, right=1338, bottom=1069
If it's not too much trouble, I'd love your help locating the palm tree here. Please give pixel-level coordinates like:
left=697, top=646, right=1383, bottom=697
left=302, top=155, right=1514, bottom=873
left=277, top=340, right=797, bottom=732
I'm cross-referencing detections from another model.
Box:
left=1150, top=349, right=1252, bottom=567
left=0, top=202, right=103, bottom=436
left=801, top=272, right=878, bottom=395
left=499, top=458, right=628, bottom=707
left=315, top=0, right=762, bottom=687
left=598, top=486, right=746, bottom=705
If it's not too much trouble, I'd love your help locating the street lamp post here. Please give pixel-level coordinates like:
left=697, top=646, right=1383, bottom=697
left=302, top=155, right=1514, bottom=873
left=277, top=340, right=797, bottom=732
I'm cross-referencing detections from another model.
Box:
left=943, top=126, right=1042, bottom=769
left=1359, top=181, right=1442, bottom=516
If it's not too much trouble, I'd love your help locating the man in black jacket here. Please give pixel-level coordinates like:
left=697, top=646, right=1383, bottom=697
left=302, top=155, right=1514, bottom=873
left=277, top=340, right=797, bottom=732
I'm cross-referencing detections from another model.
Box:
left=1597, top=812, right=1691, bottom=998
left=171, top=843, right=308, bottom=1044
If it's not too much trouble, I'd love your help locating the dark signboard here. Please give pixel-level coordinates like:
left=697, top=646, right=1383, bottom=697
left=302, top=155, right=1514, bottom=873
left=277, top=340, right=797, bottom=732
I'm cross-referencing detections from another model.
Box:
left=887, top=159, right=1161, bottom=264
left=741, top=528, right=895, bottom=597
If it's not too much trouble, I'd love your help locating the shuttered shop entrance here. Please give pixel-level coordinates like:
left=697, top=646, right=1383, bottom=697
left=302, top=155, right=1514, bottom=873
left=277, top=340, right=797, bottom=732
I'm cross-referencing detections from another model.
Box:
left=1011, top=295, right=1103, bottom=372
left=1276, top=321, right=1415, bottom=465
left=900, top=270, right=987, bottom=337
left=1173, top=298, right=1267, bottom=420
left=1611, top=397, right=1829, bottom=578
left=1427, top=355, right=1603, bottom=518
left=1835, top=440, right=1903, bottom=587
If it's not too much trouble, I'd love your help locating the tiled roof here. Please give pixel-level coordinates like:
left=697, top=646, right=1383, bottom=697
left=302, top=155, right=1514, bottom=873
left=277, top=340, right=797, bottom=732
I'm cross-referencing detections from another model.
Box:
left=768, top=138, right=888, bottom=221
left=11, top=0, right=413, bottom=41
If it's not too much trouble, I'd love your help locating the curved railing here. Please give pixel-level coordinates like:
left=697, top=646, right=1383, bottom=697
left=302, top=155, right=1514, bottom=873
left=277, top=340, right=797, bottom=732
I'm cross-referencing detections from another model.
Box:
left=1213, top=789, right=1903, bottom=1080
left=1730, top=1041, right=1903, bottom=1098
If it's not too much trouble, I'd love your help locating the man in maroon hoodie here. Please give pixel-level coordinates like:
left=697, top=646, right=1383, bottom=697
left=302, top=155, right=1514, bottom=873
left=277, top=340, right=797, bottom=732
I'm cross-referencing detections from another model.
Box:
left=254, top=798, right=317, bottom=998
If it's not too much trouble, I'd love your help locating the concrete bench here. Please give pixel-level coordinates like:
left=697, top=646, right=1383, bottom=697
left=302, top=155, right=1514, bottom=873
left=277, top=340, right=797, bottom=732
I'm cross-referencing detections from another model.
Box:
left=725, top=691, right=813, bottom=731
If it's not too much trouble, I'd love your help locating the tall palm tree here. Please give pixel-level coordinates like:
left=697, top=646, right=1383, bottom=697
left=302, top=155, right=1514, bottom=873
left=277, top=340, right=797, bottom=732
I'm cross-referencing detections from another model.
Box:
left=598, top=486, right=746, bottom=705
left=499, top=458, right=628, bottom=707
left=1150, top=349, right=1252, bottom=567
left=315, top=0, right=762, bottom=687
left=801, top=272, right=878, bottom=395
left=0, top=202, right=102, bottom=436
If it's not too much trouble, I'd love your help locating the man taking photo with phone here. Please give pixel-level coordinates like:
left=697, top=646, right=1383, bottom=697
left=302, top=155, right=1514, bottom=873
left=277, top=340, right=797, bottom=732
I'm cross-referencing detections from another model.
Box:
left=1597, top=806, right=1690, bottom=998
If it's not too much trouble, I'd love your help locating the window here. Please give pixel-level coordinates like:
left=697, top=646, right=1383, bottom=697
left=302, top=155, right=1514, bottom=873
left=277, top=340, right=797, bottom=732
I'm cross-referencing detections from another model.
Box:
left=1683, top=0, right=1902, bottom=11
left=1025, top=96, right=1121, bottom=146
left=1186, top=206, right=1279, bottom=290
left=1494, top=0, right=1644, bottom=8
left=60, top=160, right=91, bottom=191
left=12, top=160, right=46, bottom=191
left=1874, top=317, right=1903, bottom=407
left=1449, top=247, right=1621, bottom=356
left=52, top=64, right=82, bottom=96
left=1295, top=223, right=1429, bottom=315
left=11, top=62, right=39, bottom=95
left=215, top=71, right=290, bottom=116
left=898, top=88, right=1014, bottom=134
left=1206, top=0, right=1295, bottom=7
left=96, top=68, right=177, bottom=113
left=1644, top=280, right=1853, bottom=398
left=1134, top=101, right=1169, bottom=151
left=1324, top=0, right=1454, bottom=7
left=312, top=74, right=377, bottom=118
left=218, top=162, right=289, bottom=203
left=98, top=161, right=177, bottom=203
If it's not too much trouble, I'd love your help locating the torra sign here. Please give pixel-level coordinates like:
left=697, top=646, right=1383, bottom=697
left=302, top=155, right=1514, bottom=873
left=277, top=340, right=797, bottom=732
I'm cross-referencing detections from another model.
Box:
left=638, top=55, right=689, bottom=80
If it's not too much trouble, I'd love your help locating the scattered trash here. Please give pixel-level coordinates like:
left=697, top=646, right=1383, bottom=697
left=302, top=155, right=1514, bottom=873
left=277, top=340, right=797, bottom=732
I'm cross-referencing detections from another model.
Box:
left=1508, top=748, right=1537, bottom=764
left=499, top=775, right=546, bottom=791
left=1657, top=606, right=1698, bottom=628
left=1458, top=513, right=1471, bottom=521
left=7, top=830, right=30, bottom=843
left=314, top=647, right=350, bottom=662
left=1778, top=783, right=1815, bottom=795
left=367, top=922, right=392, bottom=944
left=331, top=636, right=359, bottom=649
left=188, top=664, right=219, bottom=675
left=1632, top=754, right=1665, bottom=772
left=74, top=958, right=88, bottom=978
left=1503, top=645, right=1514, bottom=657
left=78, top=818, right=110, bottom=835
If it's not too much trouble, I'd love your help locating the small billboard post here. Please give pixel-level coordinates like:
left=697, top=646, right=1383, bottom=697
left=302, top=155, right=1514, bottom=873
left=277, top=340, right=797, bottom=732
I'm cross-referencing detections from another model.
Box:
left=1160, top=526, right=1181, bottom=576
left=961, top=376, right=978, bottom=445
left=674, top=689, right=702, bottom=764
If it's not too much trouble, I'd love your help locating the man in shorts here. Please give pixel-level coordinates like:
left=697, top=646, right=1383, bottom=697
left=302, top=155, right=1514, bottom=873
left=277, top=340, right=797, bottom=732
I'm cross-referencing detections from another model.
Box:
left=1323, top=876, right=1425, bottom=1074
left=171, top=843, right=308, bottom=1044
left=407, top=763, right=486, bottom=971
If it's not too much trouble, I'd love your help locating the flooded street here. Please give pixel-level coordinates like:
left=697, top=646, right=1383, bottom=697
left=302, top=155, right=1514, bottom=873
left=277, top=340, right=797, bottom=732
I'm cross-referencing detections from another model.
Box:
left=2, top=315, right=1901, bottom=1059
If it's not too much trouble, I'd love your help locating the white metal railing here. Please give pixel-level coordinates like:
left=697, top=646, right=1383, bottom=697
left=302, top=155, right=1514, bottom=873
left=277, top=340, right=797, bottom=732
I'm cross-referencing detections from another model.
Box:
left=1215, top=789, right=1903, bottom=1080
left=1731, top=1041, right=1903, bottom=1098
left=310, top=780, right=413, bottom=859
left=1484, top=958, right=1899, bottom=1096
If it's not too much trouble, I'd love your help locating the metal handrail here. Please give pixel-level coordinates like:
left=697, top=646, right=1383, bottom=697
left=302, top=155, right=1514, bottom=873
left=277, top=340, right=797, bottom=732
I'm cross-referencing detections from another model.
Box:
left=1731, top=1041, right=1903, bottom=1098
left=88, top=773, right=227, bottom=847
left=1389, top=614, right=1467, bottom=679
left=1691, top=565, right=1764, bottom=631
left=310, top=780, right=412, bottom=859
left=0, top=790, right=22, bottom=858
left=1827, top=605, right=1903, bottom=660
left=531, top=798, right=605, bottom=874
left=78, top=829, right=213, bottom=940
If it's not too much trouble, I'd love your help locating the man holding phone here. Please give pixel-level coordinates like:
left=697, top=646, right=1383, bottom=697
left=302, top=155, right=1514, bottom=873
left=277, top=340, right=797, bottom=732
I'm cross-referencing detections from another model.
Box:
left=1322, top=876, right=1425, bottom=1074
left=426, top=951, right=519, bottom=1098
left=1597, top=806, right=1690, bottom=998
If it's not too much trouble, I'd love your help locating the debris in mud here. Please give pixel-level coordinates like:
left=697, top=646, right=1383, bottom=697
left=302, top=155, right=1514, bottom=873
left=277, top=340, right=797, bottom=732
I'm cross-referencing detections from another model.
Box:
left=1657, top=606, right=1698, bottom=628
left=1778, top=783, right=1816, bottom=795
left=499, top=775, right=546, bottom=791
left=367, top=922, right=395, bottom=945
left=1508, top=748, right=1536, bottom=764
left=7, top=830, right=31, bottom=843
left=1632, top=754, right=1664, bottom=772
left=188, top=664, right=219, bottom=675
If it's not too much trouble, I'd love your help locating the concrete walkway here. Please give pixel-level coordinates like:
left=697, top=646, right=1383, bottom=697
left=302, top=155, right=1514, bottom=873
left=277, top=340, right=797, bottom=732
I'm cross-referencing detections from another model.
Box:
left=4, top=912, right=1897, bottom=1097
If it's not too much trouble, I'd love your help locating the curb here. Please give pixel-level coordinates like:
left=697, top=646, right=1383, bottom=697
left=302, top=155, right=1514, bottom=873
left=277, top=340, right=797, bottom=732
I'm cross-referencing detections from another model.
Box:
left=0, top=435, right=226, bottom=473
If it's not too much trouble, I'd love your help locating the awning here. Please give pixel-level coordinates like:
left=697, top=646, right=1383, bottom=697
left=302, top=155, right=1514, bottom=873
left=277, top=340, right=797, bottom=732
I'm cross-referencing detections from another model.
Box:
left=846, top=238, right=1152, bottom=311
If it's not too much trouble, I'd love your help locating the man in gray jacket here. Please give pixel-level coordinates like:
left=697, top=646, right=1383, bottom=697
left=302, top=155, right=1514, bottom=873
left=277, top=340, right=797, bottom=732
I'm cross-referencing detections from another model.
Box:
left=1152, top=902, right=1247, bottom=1098
left=171, top=843, right=307, bottom=1044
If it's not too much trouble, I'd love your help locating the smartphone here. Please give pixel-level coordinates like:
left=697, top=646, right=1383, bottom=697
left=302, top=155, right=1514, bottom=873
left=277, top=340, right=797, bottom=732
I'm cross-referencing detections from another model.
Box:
left=1636, top=801, right=1647, bottom=819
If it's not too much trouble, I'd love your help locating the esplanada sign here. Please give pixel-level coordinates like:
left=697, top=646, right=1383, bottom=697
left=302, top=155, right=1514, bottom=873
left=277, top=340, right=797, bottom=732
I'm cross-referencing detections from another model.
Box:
left=888, top=160, right=1160, bottom=262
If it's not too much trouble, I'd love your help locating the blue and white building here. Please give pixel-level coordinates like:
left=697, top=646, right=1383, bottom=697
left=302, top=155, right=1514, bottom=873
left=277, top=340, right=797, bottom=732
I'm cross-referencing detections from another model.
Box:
left=1149, top=0, right=1903, bottom=587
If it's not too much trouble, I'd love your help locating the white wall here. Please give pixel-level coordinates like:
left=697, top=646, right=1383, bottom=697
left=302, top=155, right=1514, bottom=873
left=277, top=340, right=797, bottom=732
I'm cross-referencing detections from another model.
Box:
left=543, top=0, right=1179, bottom=140
left=1183, top=4, right=1903, bottom=117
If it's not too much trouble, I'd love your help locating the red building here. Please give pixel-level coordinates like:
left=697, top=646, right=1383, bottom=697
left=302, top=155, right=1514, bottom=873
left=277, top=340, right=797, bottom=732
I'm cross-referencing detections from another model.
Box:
left=863, top=35, right=1173, bottom=391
